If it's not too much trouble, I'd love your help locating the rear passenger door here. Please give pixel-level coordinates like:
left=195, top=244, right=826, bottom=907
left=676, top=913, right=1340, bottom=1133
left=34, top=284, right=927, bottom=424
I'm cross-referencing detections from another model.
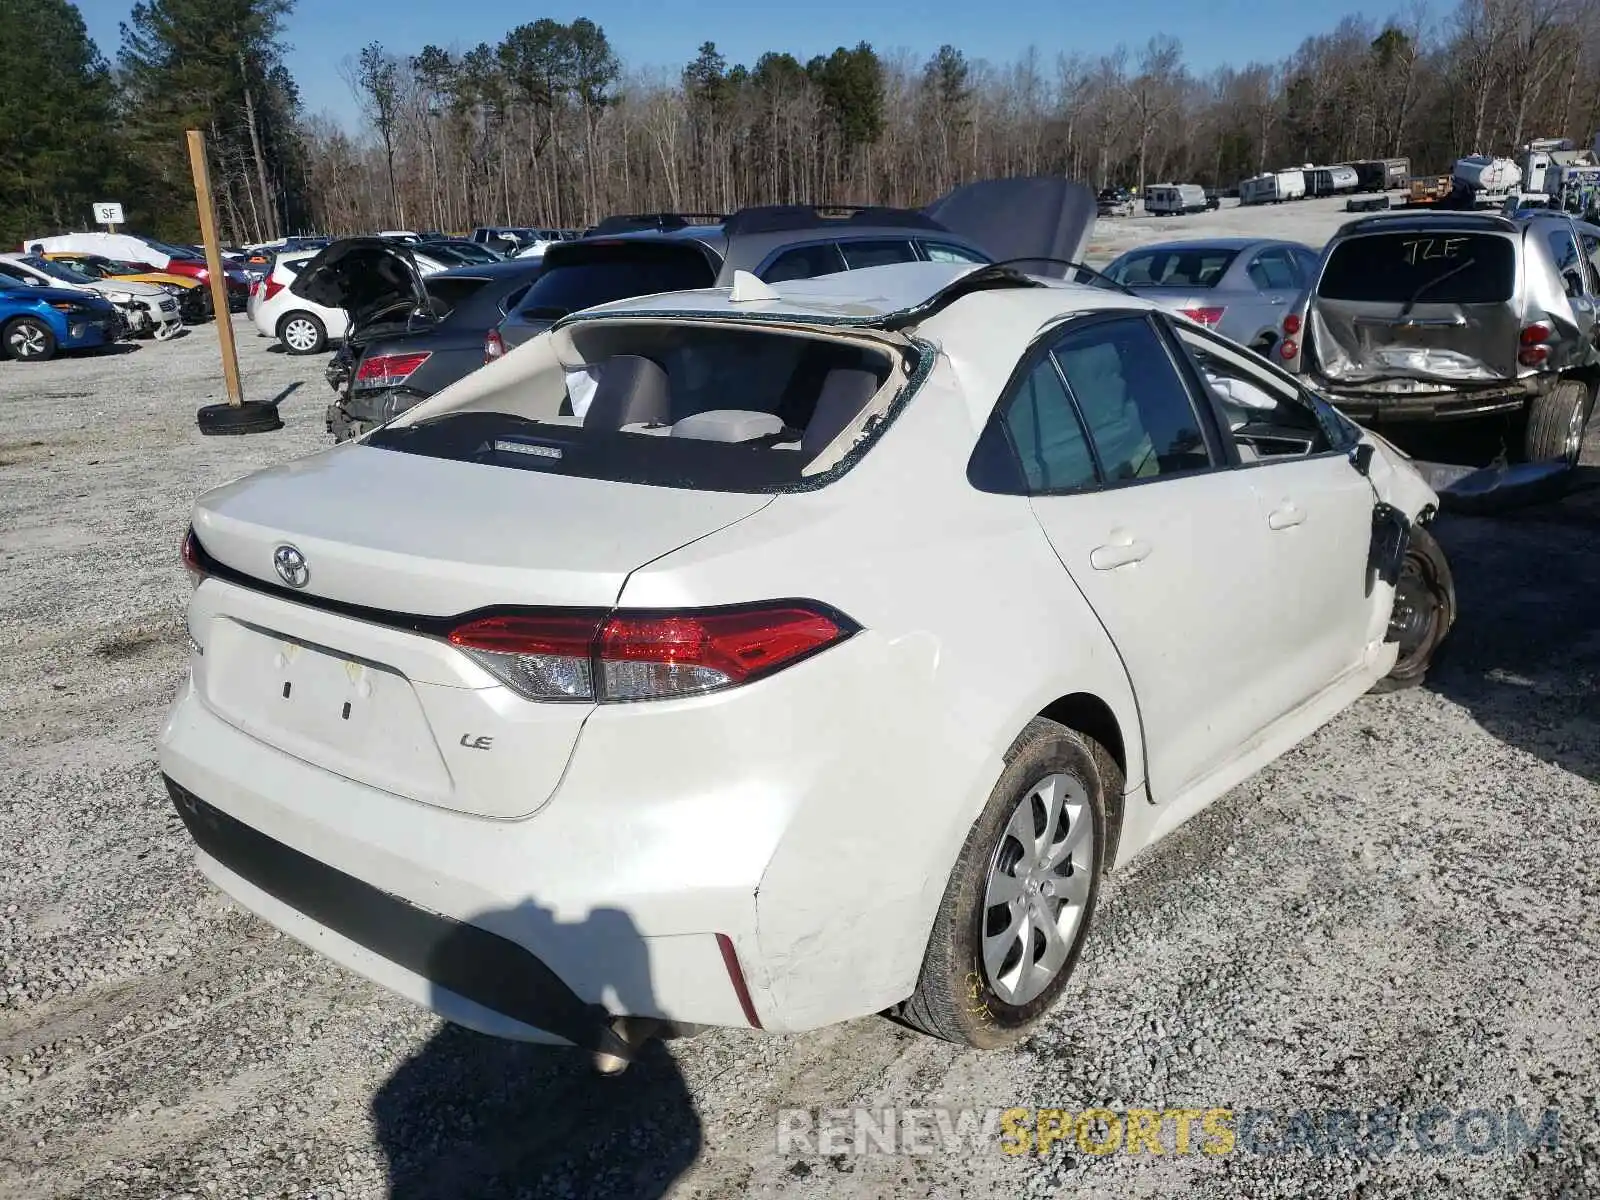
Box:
left=1000, top=312, right=1297, bottom=801
left=1546, top=221, right=1600, bottom=354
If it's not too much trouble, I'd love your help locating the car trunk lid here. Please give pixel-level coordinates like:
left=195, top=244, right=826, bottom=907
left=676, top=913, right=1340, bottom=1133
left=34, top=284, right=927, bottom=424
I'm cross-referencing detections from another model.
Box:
left=187, top=443, right=772, bottom=819
left=923, top=177, right=1097, bottom=277
left=290, top=237, right=433, bottom=332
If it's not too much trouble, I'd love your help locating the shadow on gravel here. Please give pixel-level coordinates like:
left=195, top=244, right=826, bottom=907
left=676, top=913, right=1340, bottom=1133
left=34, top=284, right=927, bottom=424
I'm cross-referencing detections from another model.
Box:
left=370, top=900, right=702, bottom=1200
left=1423, top=481, right=1600, bottom=785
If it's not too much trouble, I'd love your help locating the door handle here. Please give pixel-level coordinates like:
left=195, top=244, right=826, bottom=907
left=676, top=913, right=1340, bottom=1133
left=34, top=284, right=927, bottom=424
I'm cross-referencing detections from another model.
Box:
left=1268, top=503, right=1306, bottom=530
left=1090, top=536, right=1152, bottom=570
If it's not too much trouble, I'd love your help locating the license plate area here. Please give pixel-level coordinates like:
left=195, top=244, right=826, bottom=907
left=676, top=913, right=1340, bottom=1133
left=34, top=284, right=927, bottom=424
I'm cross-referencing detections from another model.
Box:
left=202, top=619, right=453, bottom=802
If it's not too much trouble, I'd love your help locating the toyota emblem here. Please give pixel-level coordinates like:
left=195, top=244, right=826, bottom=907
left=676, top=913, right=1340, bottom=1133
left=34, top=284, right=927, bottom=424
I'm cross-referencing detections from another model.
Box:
left=273, top=544, right=309, bottom=589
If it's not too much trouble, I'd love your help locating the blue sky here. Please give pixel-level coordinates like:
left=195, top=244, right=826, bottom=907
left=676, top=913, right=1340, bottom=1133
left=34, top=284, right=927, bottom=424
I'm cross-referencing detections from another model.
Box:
left=76, top=0, right=1439, bottom=125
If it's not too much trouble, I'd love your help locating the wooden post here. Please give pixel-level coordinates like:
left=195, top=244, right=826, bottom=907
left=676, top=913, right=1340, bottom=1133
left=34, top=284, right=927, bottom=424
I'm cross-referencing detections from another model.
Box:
left=186, top=129, right=244, bottom=407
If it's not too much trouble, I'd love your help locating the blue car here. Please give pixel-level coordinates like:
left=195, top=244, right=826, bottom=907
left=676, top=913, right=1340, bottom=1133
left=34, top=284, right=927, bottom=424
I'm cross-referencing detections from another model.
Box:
left=0, top=278, right=121, bottom=362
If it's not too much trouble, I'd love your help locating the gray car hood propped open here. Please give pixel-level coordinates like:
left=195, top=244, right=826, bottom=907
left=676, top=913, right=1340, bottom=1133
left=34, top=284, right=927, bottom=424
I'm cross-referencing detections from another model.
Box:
left=923, top=177, right=1097, bottom=279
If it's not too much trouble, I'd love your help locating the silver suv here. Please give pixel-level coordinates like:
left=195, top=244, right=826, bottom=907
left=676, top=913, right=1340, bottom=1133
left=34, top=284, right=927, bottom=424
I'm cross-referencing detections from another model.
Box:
left=1280, top=210, right=1600, bottom=465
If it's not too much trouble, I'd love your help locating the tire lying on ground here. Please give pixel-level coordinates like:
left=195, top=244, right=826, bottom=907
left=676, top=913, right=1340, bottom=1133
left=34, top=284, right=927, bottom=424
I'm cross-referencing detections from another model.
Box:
left=196, top=401, right=284, bottom=436
left=3, top=316, right=58, bottom=362
left=1522, top=377, right=1594, bottom=465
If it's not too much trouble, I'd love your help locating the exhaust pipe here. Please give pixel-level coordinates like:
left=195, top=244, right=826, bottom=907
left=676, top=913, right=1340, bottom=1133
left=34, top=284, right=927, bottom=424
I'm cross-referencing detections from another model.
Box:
left=590, top=1017, right=709, bottom=1075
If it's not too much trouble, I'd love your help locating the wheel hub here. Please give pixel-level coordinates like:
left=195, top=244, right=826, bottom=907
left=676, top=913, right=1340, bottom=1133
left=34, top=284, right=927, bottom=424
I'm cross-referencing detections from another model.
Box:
left=980, top=772, right=1095, bottom=1006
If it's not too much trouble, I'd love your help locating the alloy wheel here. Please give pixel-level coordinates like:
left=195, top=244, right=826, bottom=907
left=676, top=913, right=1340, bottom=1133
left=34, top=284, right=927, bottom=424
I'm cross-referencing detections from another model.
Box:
left=981, top=772, right=1095, bottom=1006
left=9, top=323, right=47, bottom=358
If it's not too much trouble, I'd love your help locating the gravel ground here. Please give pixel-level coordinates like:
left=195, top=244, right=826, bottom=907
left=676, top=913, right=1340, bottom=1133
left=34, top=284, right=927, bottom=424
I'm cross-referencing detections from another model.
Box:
left=2, top=245, right=1599, bottom=1200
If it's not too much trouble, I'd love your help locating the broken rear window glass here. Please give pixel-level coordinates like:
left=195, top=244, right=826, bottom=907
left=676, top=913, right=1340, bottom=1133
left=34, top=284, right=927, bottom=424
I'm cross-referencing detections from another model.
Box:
left=1318, top=233, right=1516, bottom=304
left=368, top=324, right=902, bottom=494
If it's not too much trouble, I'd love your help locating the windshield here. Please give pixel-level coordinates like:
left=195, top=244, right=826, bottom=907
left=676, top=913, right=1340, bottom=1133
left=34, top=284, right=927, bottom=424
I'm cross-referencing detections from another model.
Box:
left=514, top=250, right=715, bottom=320
left=1104, top=247, right=1239, bottom=288
left=21, top=256, right=94, bottom=284
left=369, top=322, right=900, bottom=492
left=1319, top=233, right=1516, bottom=303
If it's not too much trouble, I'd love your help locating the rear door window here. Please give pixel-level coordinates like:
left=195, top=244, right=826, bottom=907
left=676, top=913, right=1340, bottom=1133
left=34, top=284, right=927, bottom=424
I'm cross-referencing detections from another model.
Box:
left=1247, top=248, right=1299, bottom=290
left=999, top=357, right=1098, bottom=493
left=1318, top=233, right=1515, bottom=303
left=920, top=241, right=991, bottom=265
left=760, top=243, right=847, bottom=282
left=1052, top=317, right=1215, bottom=482
left=837, top=240, right=919, bottom=270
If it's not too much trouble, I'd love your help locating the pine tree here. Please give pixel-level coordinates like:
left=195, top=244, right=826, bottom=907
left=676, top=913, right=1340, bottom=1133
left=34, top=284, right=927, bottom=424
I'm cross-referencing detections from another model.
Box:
left=0, top=0, right=121, bottom=244
left=117, top=0, right=301, bottom=242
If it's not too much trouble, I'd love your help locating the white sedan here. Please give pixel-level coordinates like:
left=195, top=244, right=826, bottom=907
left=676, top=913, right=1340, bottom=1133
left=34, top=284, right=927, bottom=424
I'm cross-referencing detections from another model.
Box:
left=159, top=261, right=1453, bottom=1064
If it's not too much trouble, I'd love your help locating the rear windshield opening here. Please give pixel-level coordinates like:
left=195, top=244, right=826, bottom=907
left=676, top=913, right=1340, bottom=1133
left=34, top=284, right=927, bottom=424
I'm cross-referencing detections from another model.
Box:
left=1107, top=248, right=1238, bottom=288
left=1318, top=232, right=1516, bottom=303
left=369, top=323, right=902, bottom=492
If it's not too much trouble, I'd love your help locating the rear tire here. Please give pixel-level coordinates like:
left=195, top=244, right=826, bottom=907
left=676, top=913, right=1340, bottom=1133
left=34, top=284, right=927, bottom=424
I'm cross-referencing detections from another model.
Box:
left=3, top=317, right=57, bottom=362
left=1372, top=524, right=1455, bottom=693
left=899, top=718, right=1115, bottom=1048
left=1521, top=378, right=1592, bottom=466
left=278, top=312, right=327, bottom=355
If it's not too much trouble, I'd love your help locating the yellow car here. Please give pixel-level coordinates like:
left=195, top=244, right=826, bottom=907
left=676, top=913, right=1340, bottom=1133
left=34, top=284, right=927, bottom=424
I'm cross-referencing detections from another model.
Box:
left=41, top=253, right=212, bottom=322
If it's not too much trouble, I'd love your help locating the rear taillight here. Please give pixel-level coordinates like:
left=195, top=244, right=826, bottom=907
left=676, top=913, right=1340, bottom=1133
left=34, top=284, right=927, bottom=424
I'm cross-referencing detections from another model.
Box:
left=354, top=351, right=431, bottom=390
left=1279, top=338, right=1299, bottom=361
left=1282, top=313, right=1302, bottom=336
left=1519, top=322, right=1553, bottom=367
left=447, top=602, right=856, bottom=702
left=262, top=275, right=285, bottom=302
left=484, top=328, right=505, bottom=363
left=181, top=527, right=206, bottom=586
left=1180, top=306, right=1226, bottom=327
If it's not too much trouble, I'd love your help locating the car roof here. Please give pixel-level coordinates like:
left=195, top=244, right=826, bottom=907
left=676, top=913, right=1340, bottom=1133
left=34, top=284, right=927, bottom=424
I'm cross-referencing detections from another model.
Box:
left=570, top=260, right=1151, bottom=327
left=430, top=259, right=544, bottom=282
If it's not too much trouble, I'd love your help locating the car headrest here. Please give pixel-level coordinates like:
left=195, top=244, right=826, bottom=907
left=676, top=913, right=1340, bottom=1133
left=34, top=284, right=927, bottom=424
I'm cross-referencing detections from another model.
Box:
left=582, top=355, right=671, bottom=430
left=802, top=367, right=880, bottom=460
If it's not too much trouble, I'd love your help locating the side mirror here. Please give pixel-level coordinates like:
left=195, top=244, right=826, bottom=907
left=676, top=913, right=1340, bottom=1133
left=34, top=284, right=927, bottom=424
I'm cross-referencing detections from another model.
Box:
left=1349, top=442, right=1375, bottom=477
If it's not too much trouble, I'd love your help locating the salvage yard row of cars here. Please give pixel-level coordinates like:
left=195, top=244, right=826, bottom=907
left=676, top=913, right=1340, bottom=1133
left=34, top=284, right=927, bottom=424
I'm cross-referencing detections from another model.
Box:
left=148, top=178, right=1522, bottom=1073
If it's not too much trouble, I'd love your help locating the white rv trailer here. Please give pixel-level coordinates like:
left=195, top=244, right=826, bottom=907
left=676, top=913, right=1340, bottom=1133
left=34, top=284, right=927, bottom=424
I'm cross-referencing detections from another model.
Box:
left=1238, top=169, right=1307, bottom=205
left=1143, top=183, right=1209, bottom=215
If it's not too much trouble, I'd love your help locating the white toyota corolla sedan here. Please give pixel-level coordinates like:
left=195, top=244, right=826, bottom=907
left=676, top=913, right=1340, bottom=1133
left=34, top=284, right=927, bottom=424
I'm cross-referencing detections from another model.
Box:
left=160, top=261, right=1454, bottom=1063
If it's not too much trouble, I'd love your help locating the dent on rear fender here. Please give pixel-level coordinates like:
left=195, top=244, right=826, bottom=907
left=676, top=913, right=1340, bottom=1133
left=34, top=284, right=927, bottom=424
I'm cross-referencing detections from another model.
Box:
left=749, top=629, right=989, bottom=1028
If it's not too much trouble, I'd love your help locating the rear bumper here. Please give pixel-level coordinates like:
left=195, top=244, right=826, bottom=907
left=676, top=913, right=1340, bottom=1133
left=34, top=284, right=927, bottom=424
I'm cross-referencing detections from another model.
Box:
left=167, top=777, right=622, bottom=1050
left=1316, top=380, right=1535, bottom=421
left=158, top=679, right=767, bottom=1039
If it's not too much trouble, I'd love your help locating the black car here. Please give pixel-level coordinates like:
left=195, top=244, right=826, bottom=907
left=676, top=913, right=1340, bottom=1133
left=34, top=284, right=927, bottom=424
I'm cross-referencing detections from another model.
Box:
left=310, top=252, right=546, bottom=441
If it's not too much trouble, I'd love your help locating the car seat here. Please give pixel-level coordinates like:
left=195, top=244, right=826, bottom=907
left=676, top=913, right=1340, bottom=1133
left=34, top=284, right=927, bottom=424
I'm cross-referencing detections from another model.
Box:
left=801, top=368, right=881, bottom=460
left=581, top=355, right=672, bottom=429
